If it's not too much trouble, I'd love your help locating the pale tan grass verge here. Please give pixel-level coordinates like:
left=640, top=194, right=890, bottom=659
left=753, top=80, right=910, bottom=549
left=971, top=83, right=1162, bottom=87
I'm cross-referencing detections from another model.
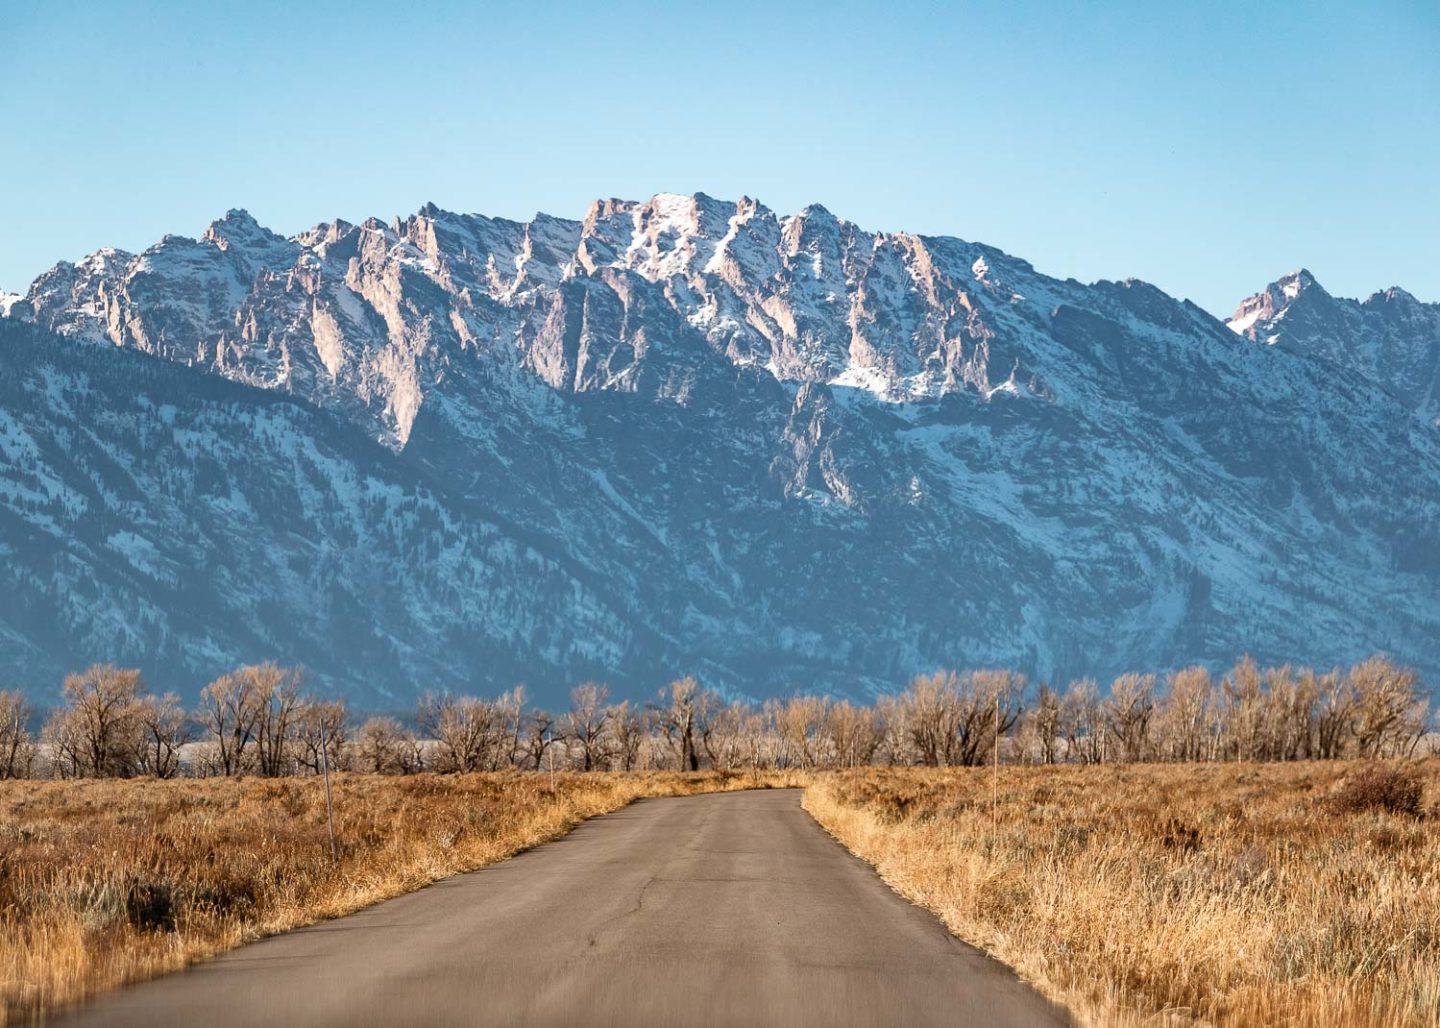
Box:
left=803, top=762, right=1440, bottom=1028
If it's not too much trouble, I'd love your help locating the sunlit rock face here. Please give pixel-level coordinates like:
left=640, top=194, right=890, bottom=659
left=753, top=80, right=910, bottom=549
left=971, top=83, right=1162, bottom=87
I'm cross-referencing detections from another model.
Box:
left=4, top=196, right=1439, bottom=706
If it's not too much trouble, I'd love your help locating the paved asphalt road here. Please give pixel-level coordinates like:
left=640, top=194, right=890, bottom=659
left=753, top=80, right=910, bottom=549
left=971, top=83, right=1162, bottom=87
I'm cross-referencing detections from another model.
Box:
left=55, top=789, right=1066, bottom=1027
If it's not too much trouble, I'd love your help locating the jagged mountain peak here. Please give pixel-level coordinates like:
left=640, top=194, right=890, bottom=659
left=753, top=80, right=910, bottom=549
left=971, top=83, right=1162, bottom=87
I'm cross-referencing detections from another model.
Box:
left=294, top=217, right=356, bottom=248
left=1228, top=268, right=1326, bottom=340
left=205, top=207, right=263, bottom=232
left=1228, top=268, right=1439, bottom=426
left=1368, top=284, right=1420, bottom=308
left=790, top=200, right=839, bottom=223
left=1278, top=267, right=1321, bottom=298
left=81, top=245, right=135, bottom=267
left=202, top=209, right=297, bottom=265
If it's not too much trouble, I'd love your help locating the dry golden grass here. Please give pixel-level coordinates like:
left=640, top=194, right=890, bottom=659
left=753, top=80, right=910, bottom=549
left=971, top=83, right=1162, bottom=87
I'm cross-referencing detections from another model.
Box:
left=804, top=761, right=1440, bottom=1027
left=7, top=763, right=1436, bottom=1027
left=0, top=769, right=800, bottom=1024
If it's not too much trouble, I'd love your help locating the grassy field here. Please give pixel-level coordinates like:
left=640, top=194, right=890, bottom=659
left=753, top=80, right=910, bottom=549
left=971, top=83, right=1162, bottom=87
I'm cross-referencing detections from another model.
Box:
left=2, top=763, right=1435, bottom=1026
left=0, top=769, right=801, bottom=1024
left=806, top=761, right=1440, bottom=1027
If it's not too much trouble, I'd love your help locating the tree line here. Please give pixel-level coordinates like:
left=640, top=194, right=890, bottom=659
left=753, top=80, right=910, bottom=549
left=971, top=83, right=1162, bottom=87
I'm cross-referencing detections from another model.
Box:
left=0, top=655, right=1431, bottom=780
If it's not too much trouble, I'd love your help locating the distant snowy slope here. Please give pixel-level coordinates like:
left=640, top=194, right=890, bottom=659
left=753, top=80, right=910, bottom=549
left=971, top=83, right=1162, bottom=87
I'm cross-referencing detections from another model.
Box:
left=0, top=322, right=646, bottom=705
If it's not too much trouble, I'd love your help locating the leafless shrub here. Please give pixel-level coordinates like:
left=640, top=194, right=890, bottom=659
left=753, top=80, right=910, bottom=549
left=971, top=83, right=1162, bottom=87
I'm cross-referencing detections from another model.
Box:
left=1329, top=763, right=1424, bottom=816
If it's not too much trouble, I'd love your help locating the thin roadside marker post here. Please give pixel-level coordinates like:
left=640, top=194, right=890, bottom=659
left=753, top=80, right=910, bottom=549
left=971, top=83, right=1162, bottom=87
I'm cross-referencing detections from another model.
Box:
left=320, top=726, right=338, bottom=862
left=546, top=724, right=557, bottom=808
left=992, top=694, right=1000, bottom=829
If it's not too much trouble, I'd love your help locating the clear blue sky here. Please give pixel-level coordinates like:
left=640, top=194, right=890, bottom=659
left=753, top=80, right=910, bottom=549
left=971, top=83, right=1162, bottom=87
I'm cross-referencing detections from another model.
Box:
left=3, top=0, right=1436, bottom=315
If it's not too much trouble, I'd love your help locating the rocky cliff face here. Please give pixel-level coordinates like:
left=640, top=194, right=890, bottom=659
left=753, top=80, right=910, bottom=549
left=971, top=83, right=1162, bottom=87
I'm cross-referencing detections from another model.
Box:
left=1230, top=269, right=1440, bottom=428
left=4, top=195, right=1439, bottom=704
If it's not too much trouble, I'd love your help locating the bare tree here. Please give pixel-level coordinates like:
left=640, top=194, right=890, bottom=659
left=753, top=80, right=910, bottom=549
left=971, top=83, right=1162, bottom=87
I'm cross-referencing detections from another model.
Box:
left=522, top=710, right=557, bottom=771
left=1223, top=656, right=1265, bottom=761
left=898, top=671, right=962, bottom=767
left=655, top=677, right=716, bottom=772
left=1061, top=678, right=1104, bottom=764
left=198, top=669, right=261, bottom=775
left=419, top=694, right=500, bottom=773
left=295, top=700, right=347, bottom=775
left=27, top=651, right=1424, bottom=779
left=564, top=683, right=613, bottom=771
left=43, top=664, right=143, bottom=777
left=495, top=687, right=527, bottom=769
left=133, top=692, right=188, bottom=778
left=250, top=664, right=305, bottom=777
left=825, top=700, right=883, bottom=768
left=773, top=695, right=830, bottom=768
left=1347, top=656, right=1427, bottom=758
left=967, top=671, right=1024, bottom=767
left=609, top=701, right=647, bottom=771
left=0, top=690, right=35, bottom=779
left=896, top=670, right=1021, bottom=767
left=1159, top=666, right=1214, bottom=762
left=1260, top=665, right=1316, bottom=761
left=355, top=716, right=409, bottom=773
left=1106, top=673, right=1157, bottom=762
left=876, top=693, right=912, bottom=765
left=1313, top=668, right=1353, bottom=759
left=703, top=701, right=752, bottom=770
left=42, top=713, right=81, bottom=777
left=1031, top=685, right=1062, bottom=765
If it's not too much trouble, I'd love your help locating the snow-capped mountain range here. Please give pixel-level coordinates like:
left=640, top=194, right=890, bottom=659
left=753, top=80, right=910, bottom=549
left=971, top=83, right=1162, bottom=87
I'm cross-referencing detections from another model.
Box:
left=2, top=193, right=1437, bottom=706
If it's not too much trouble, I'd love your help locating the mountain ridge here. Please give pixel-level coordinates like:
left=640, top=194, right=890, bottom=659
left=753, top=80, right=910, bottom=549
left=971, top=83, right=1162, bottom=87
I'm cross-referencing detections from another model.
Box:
left=3, top=194, right=1438, bottom=704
